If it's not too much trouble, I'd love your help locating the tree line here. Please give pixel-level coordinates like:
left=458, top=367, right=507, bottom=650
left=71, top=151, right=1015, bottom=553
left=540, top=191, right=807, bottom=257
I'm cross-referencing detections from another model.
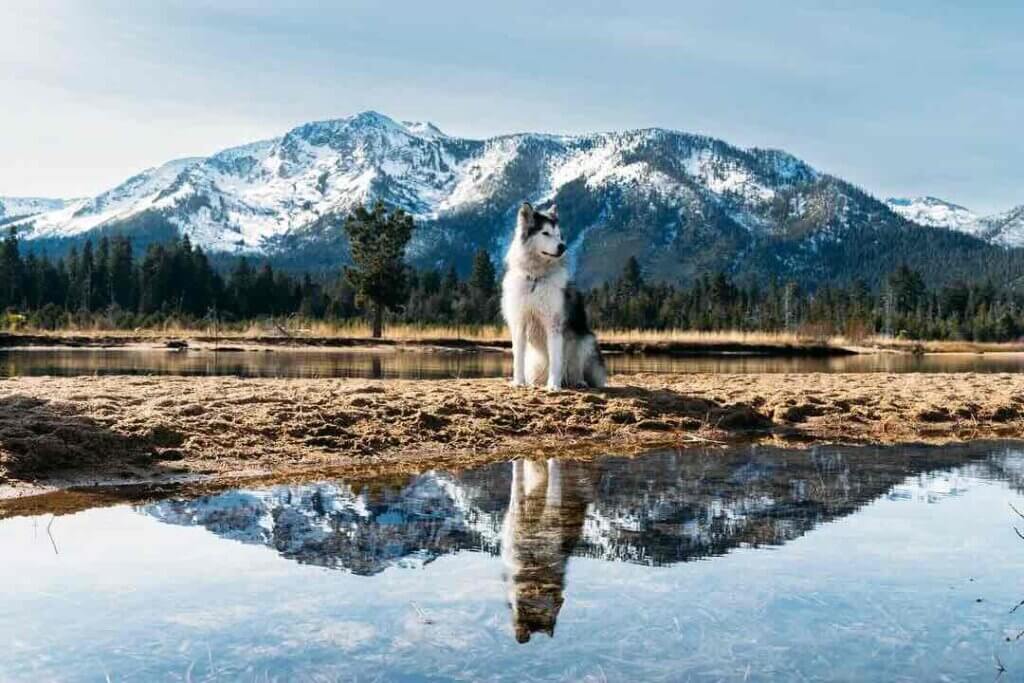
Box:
left=2, top=204, right=1024, bottom=341
left=585, top=257, right=1024, bottom=341
left=0, top=217, right=501, bottom=333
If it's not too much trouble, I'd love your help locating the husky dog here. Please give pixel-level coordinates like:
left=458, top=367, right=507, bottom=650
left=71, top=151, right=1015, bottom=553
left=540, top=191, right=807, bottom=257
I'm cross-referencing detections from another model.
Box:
left=501, top=202, right=606, bottom=390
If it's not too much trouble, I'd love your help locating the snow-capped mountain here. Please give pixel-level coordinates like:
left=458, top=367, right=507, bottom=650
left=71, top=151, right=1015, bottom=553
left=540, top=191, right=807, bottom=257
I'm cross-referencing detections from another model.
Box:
left=0, top=196, right=70, bottom=224
left=887, top=196, right=1024, bottom=248
left=144, top=473, right=507, bottom=575
left=12, top=111, right=1024, bottom=286
left=15, top=111, right=814, bottom=253
left=975, top=205, right=1024, bottom=248
left=885, top=196, right=980, bottom=231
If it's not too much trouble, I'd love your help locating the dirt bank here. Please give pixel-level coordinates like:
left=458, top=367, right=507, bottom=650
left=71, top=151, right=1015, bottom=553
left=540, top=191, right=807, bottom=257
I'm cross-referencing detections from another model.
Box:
left=2, top=373, right=1023, bottom=500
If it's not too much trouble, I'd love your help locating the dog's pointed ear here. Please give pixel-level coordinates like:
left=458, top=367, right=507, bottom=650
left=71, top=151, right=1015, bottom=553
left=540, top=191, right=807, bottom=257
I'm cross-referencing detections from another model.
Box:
left=548, top=204, right=558, bottom=220
left=517, top=202, right=536, bottom=236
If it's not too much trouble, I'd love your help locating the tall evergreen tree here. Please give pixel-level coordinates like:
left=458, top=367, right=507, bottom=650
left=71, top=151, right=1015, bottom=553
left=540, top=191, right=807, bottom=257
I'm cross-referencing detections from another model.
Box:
left=468, top=249, right=497, bottom=299
left=343, top=202, right=415, bottom=337
left=467, top=248, right=499, bottom=323
left=80, top=240, right=97, bottom=312
left=108, top=237, right=135, bottom=310
left=0, top=227, right=23, bottom=310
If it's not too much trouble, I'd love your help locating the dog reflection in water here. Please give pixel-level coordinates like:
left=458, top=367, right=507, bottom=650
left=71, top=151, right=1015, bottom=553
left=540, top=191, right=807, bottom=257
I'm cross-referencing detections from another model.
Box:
left=501, top=459, right=593, bottom=643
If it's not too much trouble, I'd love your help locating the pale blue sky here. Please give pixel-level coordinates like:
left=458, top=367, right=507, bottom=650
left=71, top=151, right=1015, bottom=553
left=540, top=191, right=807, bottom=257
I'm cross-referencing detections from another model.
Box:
left=1, top=1, right=1021, bottom=213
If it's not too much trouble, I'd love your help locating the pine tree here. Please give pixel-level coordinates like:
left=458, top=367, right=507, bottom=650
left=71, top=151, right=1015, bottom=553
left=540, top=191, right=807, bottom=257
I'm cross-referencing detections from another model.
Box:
left=79, top=240, right=95, bottom=312
left=343, top=202, right=415, bottom=338
left=108, top=237, right=135, bottom=310
left=888, top=264, right=926, bottom=313
left=467, top=248, right=498, bottom=323
left=468, top=249, right=496, bottom=299
left=0, top=227, right=23, bottom=310
left=229, top=257, right=255, bottom=318
left=618, top=256, right=644, bottom=297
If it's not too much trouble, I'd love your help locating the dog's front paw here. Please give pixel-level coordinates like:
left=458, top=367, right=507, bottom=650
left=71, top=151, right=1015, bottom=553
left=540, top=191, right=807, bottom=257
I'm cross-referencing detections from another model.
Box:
left=545, top=382, right=562, bottom=393
left=509, top=379, right=527, bottom=388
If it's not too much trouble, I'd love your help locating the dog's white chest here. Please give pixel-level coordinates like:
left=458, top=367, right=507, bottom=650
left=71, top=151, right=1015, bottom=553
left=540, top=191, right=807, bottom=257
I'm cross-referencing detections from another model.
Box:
left=505, top=273, right=565, bottom=323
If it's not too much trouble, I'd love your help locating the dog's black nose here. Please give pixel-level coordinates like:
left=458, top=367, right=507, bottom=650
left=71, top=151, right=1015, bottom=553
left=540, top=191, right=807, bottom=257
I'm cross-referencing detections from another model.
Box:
left=556, top=243, right=566, bottom=256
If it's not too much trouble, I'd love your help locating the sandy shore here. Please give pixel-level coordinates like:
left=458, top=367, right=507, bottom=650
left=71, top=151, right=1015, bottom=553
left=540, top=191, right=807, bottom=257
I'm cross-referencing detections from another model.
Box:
left=2, top=372, right=1024, bottom=502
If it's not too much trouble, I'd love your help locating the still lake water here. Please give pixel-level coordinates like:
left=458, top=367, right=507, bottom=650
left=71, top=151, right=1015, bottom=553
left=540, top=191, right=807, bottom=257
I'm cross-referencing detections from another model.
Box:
left=3, top=347, right=1024, bottom=379
left=4, top=442, right=1024, bottom=681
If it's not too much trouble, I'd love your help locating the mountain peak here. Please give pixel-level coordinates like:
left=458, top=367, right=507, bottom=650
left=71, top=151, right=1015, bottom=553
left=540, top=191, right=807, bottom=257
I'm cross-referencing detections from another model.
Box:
left=347, top=110, right=403, bottom=129
left=887, top=195, right=970, bottom=211
left=281, top=111, right=411, bottom=147
left=401, top=120, right=447, bottom=139
left=886, top=195, right=979, bottom=231
left=884, top=196, right=1024, bottom=248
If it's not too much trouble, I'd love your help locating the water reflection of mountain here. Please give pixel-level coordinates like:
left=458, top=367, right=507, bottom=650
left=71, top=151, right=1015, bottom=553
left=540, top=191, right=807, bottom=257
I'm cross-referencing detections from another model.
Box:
left=141, top=442, right=1015, bottom=576
left=145, top=473, right=509, bottom=575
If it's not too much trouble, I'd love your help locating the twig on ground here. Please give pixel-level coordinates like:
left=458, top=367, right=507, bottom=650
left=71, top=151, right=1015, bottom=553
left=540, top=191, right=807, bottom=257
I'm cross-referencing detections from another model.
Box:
left=1010, top=503, right=1024, bottom=541
left=410, top=601, right=434, bottom=625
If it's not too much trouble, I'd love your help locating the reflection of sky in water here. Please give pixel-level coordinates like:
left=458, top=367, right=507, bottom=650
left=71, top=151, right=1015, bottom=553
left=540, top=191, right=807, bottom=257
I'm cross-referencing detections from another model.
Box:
left=3, top=446, right=1024, bottom=681
left=6, top=348, right=1024, bottom=379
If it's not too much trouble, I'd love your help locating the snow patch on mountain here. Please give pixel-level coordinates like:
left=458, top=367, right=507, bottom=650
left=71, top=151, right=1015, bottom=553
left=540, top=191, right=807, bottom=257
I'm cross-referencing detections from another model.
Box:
left=0, top=196, right=72, bottom=222
left=548, top=133, right=681, bottom=201
left=684, top=149, right=776, bottom=202
left=975, top=205, right=1024, bottom=248
left=401, top=120, right=447, bottom=139
left=438, top=136, right=523, bottom=212
left=24, top=157, right=204, bottom=239
left=887, top=196, right=1024, bottom=247
left=886, top=196, right=979, bottom=231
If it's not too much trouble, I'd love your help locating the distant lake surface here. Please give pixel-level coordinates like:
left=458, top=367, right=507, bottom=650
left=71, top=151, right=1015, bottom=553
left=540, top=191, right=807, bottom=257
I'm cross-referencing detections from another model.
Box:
left=3, top=347, right=1024, bottom=378
left=2, top=442, right=1024, bottom=681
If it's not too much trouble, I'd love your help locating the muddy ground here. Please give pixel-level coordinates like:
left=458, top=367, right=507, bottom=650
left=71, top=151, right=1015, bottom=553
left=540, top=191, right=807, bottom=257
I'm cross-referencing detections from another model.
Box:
left=2, top=372, right=1024, bottom=502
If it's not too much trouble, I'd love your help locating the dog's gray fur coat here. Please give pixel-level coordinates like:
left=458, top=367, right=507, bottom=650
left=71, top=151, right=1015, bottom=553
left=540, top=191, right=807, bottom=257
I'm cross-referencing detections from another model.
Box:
left=501, top=202, right=607, bottom=390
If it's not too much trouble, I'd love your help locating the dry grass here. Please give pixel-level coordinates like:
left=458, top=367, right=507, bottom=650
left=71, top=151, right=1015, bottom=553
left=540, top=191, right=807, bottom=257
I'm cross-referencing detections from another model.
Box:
left=11, top=319, right=844, bottom=347
left=15, top=319, right=509, bottom=342
left=297, top=320, right=508, bottom=341
left=593, top=328, right=843, bottom=346
left=862, top=336, right=1024, bottom=354
left=18, top=320, right=1024, bottom=353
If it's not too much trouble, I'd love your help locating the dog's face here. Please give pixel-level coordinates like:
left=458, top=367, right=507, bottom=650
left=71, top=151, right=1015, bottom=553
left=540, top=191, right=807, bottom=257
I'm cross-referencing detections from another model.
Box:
left=518, top=202, right=566, bottom=261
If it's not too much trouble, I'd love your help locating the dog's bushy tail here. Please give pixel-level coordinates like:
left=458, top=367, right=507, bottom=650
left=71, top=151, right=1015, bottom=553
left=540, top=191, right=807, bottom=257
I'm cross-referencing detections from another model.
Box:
left=583, top=335, right=607, bottom=388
